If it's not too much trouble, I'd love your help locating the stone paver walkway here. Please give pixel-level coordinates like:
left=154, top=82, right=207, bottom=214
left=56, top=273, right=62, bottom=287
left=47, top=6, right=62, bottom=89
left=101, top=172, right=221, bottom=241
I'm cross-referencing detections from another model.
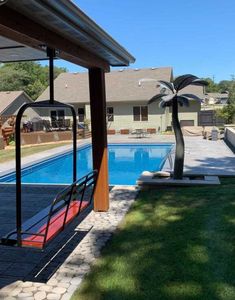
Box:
left=0, top=186, right=137, bottom=299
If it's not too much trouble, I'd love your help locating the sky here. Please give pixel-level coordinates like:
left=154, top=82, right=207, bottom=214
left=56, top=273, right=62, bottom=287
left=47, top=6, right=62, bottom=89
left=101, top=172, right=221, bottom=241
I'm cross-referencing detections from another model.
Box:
left=53, top=0, right=235, bottom=82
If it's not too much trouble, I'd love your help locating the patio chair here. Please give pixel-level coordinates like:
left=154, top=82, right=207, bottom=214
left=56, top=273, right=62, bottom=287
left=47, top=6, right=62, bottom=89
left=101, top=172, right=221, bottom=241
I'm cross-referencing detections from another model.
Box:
left=147, top=128, right=156, bottom=134
left=43, top=120, right=53, bottom=132
left=120, top=129, right=130, bottom=134
left=64, top=119, right=71, bottom=130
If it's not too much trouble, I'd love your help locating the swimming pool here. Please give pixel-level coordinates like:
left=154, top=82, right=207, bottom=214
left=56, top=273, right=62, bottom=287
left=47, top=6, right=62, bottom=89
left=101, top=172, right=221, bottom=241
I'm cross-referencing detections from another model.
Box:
left=0, top=143, right=173, bottom=185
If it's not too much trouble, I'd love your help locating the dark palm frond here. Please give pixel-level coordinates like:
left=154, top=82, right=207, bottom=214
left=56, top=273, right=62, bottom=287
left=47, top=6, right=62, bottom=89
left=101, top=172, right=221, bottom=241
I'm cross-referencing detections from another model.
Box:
left=190, top=79, right=208, bottom=86
left=162, top=94, right=175, bottom=102
left=174, top=74, right=198, bottom=87
left=148, top=94, right=167, bottom=104
left=174, top=74, right=198, bottom=91
left=180, top=93, right=202, bottom=102
left=158, top=80, right=174, bottom=93
left=159, top=99, right=173, bottom=108
left=160, top=87, right=167, bottom=94
left=177, top=96, right=189, bottom=107
left=178, top=99, right=184, bottom=107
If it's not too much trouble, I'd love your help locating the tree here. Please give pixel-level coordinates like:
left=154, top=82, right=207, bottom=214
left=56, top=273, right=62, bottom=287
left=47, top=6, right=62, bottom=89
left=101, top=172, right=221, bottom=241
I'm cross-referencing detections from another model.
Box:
left=216, top=104, right=235, bottom=124
left=0, top=61, right=66, bottom=100
left=148, top=75, right=207, bottom=180
left=203, top=77, right=220, bottom=93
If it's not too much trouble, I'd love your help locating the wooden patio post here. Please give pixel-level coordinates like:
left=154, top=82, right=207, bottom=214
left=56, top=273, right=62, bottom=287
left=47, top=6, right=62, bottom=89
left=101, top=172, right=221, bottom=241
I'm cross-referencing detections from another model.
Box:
left=88, top=68, right=109, bottom=211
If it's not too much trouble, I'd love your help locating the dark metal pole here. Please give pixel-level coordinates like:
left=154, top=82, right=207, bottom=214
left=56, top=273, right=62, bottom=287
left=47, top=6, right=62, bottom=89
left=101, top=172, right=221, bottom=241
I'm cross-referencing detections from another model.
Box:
left=47, top=48, right=55, bottom=105
left=72, top=108, right=77, bottom=182
left=15, top=103, right=29, bottom=246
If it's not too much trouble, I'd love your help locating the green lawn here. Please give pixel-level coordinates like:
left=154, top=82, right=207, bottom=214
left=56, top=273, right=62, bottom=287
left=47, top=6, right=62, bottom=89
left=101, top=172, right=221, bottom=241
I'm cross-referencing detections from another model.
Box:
left=72, top=178, right=235, bottom=300
left=0, top=142, right=70, bottom=163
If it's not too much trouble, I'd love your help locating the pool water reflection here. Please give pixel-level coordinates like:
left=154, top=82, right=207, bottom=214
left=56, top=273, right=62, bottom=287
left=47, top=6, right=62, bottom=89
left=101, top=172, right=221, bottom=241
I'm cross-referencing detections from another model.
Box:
left=0, top=144, right=173, bottom=185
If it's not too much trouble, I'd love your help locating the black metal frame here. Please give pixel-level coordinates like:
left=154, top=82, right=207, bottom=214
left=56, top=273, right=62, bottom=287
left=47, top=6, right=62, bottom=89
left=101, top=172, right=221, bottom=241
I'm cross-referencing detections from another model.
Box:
left=2, top=171, right=97, bottom=249
left=15, top=100, right=77, bottom=247
left=42, top=170, right=97, bottom=248
left=0, top=47, right=89, bottom=248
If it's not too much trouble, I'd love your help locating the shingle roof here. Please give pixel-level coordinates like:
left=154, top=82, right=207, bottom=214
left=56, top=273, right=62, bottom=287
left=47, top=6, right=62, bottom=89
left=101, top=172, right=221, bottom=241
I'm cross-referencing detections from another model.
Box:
left=205, top=92, right=229, bottom=98
left=0, top=91, right=24, bottom=114
left=178, top=85, right=205, bottom=99
left=37, top=67, right=174, bottom=103
left=37, top=67, right=205, bottom=103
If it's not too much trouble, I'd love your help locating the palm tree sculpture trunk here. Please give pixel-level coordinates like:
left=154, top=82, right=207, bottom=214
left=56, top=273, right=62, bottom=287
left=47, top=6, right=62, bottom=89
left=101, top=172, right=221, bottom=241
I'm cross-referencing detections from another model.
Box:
left=172, top=96, right=184, bottom=179
left=148, top=74, right=207, bottom=180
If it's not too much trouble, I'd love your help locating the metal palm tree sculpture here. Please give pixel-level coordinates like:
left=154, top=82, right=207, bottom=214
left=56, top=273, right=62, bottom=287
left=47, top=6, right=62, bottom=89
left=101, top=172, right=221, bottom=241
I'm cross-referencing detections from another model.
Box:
left=148, top=74, right=207, bottom=180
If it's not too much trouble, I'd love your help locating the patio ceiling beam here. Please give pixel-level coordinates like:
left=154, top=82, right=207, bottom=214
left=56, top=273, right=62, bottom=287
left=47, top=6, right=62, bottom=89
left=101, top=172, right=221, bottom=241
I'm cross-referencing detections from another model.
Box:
left=0, top=6, right=110, bottom=71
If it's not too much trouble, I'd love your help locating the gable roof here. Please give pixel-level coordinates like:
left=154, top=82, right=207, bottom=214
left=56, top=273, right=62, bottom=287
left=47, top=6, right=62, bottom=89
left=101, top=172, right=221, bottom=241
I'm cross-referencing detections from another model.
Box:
left=37, top=67, right=173, bottom=103
left=0, top=91, right=31, bottom=114
left=205, top=92, right=229, bottom=98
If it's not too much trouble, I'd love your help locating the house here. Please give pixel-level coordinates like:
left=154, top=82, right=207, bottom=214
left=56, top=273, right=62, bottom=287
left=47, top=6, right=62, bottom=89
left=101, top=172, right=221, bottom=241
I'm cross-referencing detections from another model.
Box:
left=37, top=67, right=204, bottom=132
left=0, top=91, right=37, bottom=125
left=204, top=92, right=229, bottom=105
left=198, top=92, right=229, bottom=126
left=0, top=91, right=39, bottom=148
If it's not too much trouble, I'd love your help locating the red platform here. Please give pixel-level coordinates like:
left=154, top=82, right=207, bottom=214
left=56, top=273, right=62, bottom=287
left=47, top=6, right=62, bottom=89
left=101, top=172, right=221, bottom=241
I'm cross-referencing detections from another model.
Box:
left=22, top=200, right=89, bottom=249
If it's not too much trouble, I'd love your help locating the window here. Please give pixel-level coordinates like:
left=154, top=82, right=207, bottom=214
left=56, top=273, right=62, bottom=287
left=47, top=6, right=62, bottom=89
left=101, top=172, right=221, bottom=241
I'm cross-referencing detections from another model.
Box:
left=141, top=106, right=148, bottom=121
left=107, top=107, right=114, bottom=121
left=50, top=110, right=65, bottom=127
left=51, top=109, right=64, bottom=121
left=133, top=106, right=148, bottom=121
left=57, top=110, right=65, bottom=120
left=78, top=108, right=85, bottom=122
left=51, top=110, right=57, bottom=122
left=133, top=106, right=140, bottom=121
left=50, top=110, right=65, bottom=121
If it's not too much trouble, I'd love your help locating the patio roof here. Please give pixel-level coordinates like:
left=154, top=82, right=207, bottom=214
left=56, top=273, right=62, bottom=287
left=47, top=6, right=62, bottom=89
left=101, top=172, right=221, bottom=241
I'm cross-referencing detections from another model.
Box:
left=0, top=0, right=135, bottom=69
left=0, top=0, right=135, bottom=214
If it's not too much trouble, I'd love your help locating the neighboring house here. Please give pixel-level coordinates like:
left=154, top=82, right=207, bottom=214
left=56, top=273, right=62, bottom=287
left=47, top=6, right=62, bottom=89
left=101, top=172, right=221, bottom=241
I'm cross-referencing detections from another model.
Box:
left=204, top=92, right=229, bottom=105
left=37, top=67, right=204, bottom=132
left=199, top=92, right=229, bottom=126
left=0, top=91, right=38, bottom=126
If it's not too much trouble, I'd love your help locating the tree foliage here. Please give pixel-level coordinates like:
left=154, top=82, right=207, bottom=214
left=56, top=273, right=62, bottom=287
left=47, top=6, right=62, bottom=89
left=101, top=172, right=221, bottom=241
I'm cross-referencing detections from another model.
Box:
left=216, top=104, right=235, bottom=124
left=204, top=77, right=235, bottom=102
left=203, top=78, right=220, bottom=93
left=204, top=77, right=235, bottom=123
left=0, top=62, right=66, bottom=100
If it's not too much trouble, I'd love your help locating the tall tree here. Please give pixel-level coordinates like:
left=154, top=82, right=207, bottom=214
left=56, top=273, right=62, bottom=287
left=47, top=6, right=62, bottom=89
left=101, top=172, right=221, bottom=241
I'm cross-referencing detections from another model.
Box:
left=204, top=77, right=220, bottom=93
left=149, top=75, right=207, bottom=180
left=0, top=61, right=66, bottom=100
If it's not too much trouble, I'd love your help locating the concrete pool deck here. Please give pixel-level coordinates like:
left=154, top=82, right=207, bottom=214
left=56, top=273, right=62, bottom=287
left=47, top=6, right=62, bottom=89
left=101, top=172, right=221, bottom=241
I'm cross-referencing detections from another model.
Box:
left=0, top=134, right=234, bottom=299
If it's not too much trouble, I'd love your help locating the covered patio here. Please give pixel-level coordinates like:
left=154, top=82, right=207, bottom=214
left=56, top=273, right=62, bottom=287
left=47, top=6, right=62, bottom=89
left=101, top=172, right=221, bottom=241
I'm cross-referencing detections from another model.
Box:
left=0, top=0, right=135, bottom=211
left=0, top=0, right=135, bottom=297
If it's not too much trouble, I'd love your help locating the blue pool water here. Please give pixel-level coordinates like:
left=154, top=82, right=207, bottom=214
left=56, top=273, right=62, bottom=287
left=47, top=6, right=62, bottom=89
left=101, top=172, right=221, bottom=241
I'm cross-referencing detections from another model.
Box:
left=0, top=144, right=172, bottom=185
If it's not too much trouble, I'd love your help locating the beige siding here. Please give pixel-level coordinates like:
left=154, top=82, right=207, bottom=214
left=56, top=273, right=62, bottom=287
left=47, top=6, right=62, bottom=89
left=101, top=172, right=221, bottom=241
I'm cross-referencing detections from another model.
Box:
left=35, top=100, right=200, bottom=131
left=106, top=101, right=166, bottom=132
left=167, top=101, right=200, bottom=127
left=106, top=101, right=200, bottom=132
